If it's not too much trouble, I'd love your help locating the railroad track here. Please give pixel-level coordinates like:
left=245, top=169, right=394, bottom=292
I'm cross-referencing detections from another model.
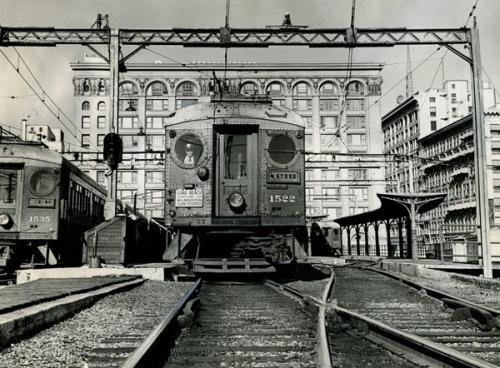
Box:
left=331, top=267, right=500, bottom=367
left=165, top=281, right=320, bottom=367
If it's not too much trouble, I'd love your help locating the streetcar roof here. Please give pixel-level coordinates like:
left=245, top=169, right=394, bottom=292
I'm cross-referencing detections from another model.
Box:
left=164, top=101, right=306, bottom=128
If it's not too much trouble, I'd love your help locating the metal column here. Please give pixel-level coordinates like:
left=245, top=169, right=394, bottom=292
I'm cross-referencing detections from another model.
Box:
left=104, top=29, right=120, bottom=220
left=469, top=21, right=492, bottom=278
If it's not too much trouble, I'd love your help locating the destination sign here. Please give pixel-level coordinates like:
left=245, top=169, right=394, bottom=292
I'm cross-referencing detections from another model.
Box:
left=175, top=188, right=203, bottom=207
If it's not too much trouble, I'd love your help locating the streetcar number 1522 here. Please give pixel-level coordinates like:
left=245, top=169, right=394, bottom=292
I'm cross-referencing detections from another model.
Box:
left=269, top=195, right=295, bottom=203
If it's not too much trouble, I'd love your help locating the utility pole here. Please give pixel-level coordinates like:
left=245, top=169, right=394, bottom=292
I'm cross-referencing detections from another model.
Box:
left=470, top=18, right=492, bottom=278
left=104, top=29, right=120, bottom=220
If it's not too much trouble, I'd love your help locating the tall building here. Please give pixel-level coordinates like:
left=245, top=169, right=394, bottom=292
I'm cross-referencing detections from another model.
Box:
left=70, top=56, right=384, bottom=242
left=382, top=80, right=474, bottom=194
left=382, top=80, right=500, bottom=263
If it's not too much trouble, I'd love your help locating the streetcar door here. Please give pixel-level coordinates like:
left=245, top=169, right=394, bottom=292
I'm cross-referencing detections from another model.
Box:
left=214, top=126, right=258, bottom=217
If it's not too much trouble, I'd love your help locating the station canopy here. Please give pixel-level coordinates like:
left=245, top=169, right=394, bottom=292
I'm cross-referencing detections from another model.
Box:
left=334, top=193, right=447, bottom=227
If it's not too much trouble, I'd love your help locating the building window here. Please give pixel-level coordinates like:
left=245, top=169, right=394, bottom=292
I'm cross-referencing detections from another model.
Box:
left=348, top=187, right=368, bottom=201
left=81, top=116, right=90, bottom=129
left=429, top=97, right=435, bottom=103
left=96, top=171, right=105, bottom=184
left=240, top=82, right=259, bottom=96
left=119, top=82, right=138, bottom=96
left=97, top=134, right=105, bottom=146
left=451, top=83, right=456, bottom=89
left=320, top=99, right=339, bottom=111
left=321, top=187, right=340, bottom=200
left=146, top=171, right=163, bottom=183
left=147, top=82, right=168, bottom=96
left=97, top=101, right=106, bottom=111
left=122, top=135, right=139, bottom=147
left=347, top=134, right=366, bottom=145
left=119, top=99, right=138, bottom=111
left=320, top=116, right=338, bottom=129
left=346, top=115, right=365, bottom=129
left=348, top=169, right=368, bottom=180
left=146, top=99, right=169, bottom=111
left=81, top=134, right=90, bottom=148
left=146, top=135, right=165, bottom=149
left=292, top=82, right=311, bottom=96
left=346, top=81, right=364, bottom=96
left=319, top=82, right=339, bottom=96
left=346, top=99, right=365, bottom=110
left=306, top=187, right=314, bottom=202
left=452, top=107, right=457, bottom=117
left=176, top=81, right=197, bottom=97
left=117, top=171, right=138, bottom=184
left=82, top=101, right=90, bottom=110
left=266, top=82, right=285, bottom=97
left=323, top=207, right=339, bottom=219
left=97, top=116, right=106, bottom=129
left=146, top=117, right=166, bottom=129
left=321, top=170, right=338, bottom=181
left=451, top=93, right=457, bottom=103
left=145, top=189, right=164, bottom=204
left=292, top=99, right=312, bottom=111
left=305, top=170, right=314, bottom=181
left=430, top=106, right=436, bottom=117
left=119, top=117, right=139, bottom=129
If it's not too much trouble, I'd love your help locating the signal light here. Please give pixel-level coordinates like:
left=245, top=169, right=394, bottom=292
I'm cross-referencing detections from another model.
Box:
left=0, top=213, right=11, bottom=227
left=103, top=133, right=123, bottom=169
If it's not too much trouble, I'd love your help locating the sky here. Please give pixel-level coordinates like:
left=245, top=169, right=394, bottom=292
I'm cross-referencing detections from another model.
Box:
left=0, top=0, right=499, bottom=146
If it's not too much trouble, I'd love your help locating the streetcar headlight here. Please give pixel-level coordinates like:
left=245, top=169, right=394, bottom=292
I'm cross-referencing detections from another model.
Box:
left=0, top=213, right=11, bottom=226
left=229, top=192, right=245, bottom=211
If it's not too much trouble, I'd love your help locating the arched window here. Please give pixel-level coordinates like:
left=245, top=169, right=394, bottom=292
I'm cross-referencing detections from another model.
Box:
left=292, top=82, right=311, bottom=96
left=97, top=101, right=106, bottom=111
left=319, top=82, right=339, bottom=96
left=147, top=82, right=168, bottom=96
left=346, top=81, right=365, bottom=96
left=266, top=82, right=285, bottom=97
left=176, top=81, right=198, bottom=97
left=240, top=82, right=259, bottom=96
left=119, top=82, right=138, bottom=96
left=82, top=101, right=90, bottom=111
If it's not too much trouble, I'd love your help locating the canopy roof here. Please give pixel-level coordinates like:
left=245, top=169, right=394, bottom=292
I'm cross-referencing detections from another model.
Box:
left=334, top=193, right=447, bottom=227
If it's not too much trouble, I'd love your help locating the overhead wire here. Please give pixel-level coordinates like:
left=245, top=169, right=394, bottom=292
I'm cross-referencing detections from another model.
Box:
left=0, top=49, right=81, bottom=139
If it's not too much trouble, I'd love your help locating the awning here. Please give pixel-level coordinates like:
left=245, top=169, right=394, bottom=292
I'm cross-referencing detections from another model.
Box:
left=334, top=192, right=447, bottom=227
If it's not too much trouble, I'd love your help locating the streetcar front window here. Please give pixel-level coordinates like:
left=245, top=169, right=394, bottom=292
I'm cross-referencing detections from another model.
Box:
left=0, top=169, right=18, bottom=205
left=224, top=134, right=247, bottom=179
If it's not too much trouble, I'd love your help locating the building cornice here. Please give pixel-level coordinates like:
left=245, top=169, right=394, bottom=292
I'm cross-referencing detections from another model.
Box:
left=381, top=96, right=417, bottom=127
left=419, top=114, right=471, bottom=144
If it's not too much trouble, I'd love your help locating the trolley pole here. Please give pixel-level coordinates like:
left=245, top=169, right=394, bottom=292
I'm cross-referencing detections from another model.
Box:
left=104, top=29, right=120, bottom=220
left=470, top=19, right=492, bottom=278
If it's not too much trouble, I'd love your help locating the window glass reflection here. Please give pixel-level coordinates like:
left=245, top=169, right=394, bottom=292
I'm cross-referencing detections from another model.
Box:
left=224, top=134, right=247, bottom=179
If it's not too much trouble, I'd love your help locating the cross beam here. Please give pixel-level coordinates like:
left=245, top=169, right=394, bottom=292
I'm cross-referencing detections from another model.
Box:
left=0, top=26, right=469, bottom=47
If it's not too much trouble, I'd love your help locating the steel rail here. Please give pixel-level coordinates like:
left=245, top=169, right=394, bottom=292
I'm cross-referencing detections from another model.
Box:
left=333, top=305, right=498, bottom=368
left=265, top=277, right=334, bottom=368
left=364, top=266, right=500, bottom=327
left=121, top=278, right=202, bottom=368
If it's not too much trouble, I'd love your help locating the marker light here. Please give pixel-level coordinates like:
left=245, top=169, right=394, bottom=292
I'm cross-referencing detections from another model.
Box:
left=0, top=213, right=11, bottom=226
left=229, top=192, right=245, bottom=211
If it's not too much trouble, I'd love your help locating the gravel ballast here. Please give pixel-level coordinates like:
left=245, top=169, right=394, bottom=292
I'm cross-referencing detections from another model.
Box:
left=0, top=281, right=191, bottom=368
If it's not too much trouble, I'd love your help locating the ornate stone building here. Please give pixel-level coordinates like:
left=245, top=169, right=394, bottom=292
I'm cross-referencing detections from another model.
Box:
left=70, top=56, right=384, bottom=245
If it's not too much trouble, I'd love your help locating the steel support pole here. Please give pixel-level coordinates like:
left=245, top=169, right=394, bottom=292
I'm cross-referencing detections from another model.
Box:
left=105, top=29, right=120, bottom=220
left=409, top=203, right=418, bottom=260
left=470, top=22, right=492, bottom=278
left=374, top=223, right=380, bottom=257
left=364, top=224, right=369, bottom=256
